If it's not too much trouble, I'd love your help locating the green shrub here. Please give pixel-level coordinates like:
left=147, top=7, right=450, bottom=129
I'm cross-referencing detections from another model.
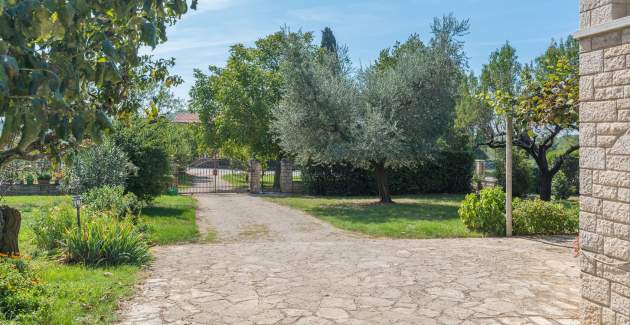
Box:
left=62, top=140, right=136, bottom=194
left=112, top=121, right=172, bottom=202
left=302, top=150, right=473, bottom=196
left=495, top=148, right=536, bottom=197
left=0, top=259, right=50, bottom=323
left=24, top=174, right=34, bottom=185
left=30, top=203, right=76, bottom=253
left=552, top=170, right=575, bottom=200
left=459, top=187, right=506, bottom=235
left=513, top=199, right=578, bottom=235
left=64, top=216, right=150, bottom=266
left=82, top=185, right=144, bottom=220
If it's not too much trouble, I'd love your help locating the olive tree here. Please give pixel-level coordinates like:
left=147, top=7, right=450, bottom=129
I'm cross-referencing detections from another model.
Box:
left=273, top=15, right=468, bottom=203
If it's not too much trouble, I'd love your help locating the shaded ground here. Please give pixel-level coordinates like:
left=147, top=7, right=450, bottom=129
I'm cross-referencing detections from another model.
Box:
left=117, top=194, right=580, bottom=325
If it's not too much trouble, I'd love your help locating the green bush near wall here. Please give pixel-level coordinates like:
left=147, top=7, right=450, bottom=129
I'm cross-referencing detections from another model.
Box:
left=302, top=151, right=474, bottom=196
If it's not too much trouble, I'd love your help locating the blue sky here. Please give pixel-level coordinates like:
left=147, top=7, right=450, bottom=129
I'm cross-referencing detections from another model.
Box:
left=145, top=0, right=578, bottom=100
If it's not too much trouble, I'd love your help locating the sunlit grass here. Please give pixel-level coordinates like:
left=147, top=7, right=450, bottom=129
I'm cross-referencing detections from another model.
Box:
left=141, top=195, right=199, bottom=245
left=266, top=194, right=481, bottom=239
left=8, top=194, right=197, bottom=324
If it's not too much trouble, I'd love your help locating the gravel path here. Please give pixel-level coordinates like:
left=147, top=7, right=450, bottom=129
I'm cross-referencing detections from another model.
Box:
left=117, top=194, right=580, bottom=325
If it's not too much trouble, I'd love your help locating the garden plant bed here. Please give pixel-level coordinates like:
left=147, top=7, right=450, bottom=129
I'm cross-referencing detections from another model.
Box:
left=7, top=195, right=198, bottom=324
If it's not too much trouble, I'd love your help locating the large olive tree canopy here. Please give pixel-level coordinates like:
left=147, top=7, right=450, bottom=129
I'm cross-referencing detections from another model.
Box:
left=0, top=0, right=195, bottom=166
left=273, top=15, right=469, bottom=203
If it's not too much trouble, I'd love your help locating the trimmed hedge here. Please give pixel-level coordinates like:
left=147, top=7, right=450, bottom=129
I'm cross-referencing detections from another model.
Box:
left=302, top=151, right=473, bottom=196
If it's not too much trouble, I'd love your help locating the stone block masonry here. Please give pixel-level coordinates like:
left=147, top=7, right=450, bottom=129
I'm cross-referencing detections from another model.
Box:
left=578, top=1, right=630, bottom=323
left=249, top=159, right=262, bottom=194
left=279, top=159, right=293, bottom=193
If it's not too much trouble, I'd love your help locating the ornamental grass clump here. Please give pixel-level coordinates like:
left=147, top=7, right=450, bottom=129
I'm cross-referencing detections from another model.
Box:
left=0, top=259, right=50, bottom=323
left=64, top=216, right=150, bottom=266
left=82, top=185, right=144, bottom=221
left=30, top=203, right=75, bottom=253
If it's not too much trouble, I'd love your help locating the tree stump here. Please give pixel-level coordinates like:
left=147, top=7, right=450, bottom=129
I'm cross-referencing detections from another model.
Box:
left=0, top=206, right=21, bottom=257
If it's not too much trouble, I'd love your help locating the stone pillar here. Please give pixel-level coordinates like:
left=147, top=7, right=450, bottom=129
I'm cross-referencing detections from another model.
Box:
left=474, top=160, right=486, bottom=176
left=576, top=1, right=630, bottom=323
left=249, top=159, right=262, bottom=194
left=280, top=159, right=294, bottom=193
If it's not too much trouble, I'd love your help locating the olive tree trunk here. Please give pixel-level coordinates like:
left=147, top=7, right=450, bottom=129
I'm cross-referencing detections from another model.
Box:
left=373, top=161, right=393, bottom=204
left=0, top=206, right=21, bottom=256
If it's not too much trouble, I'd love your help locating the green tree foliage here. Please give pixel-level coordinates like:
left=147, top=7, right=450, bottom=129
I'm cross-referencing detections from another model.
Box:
left=454, top=73, right=494, bottom=149
left=111, top=119, right=172, bottom=202
left=552, top=170, right=574, bottom=200
left=0, top=0, right=194, bottom=167
left=320, top=27, right=338, bottom=53
left=459, top=38, right=579, bottom=201
left=125, top=57, right=185, bottom=121
left=495, top=148, right=536, bottom=197
left=62, top=140, right=136, bottom=194
left=273, top=15, right=469, bottom=203
left=189, top=31, right=312, bottom=190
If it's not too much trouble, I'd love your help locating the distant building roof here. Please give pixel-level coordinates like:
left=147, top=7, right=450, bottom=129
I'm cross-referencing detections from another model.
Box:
left=172, top=112, right=200, bottom=124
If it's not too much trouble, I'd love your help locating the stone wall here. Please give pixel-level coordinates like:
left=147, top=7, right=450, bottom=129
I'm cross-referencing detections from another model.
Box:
left=577, top=1, right=630, bottom=323
left=249, top=159, right=262, bottom=194
left=0, top=184, right=61, bottom=196
left=280, top=159, right=293, bottom=193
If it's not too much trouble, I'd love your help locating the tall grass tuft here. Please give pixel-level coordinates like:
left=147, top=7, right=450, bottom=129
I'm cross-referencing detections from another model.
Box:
left=30, top=203, right=76, bottom=253
left=64, top=216, right=150, bottom=266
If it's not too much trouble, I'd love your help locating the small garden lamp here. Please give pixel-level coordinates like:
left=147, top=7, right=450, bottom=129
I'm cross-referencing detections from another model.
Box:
left=72, top=195, right=82, bottom=234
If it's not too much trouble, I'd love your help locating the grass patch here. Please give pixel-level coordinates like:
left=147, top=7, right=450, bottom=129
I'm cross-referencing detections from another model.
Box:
left=222, top=173, right=302, bottom=189
left=32, top=260, right=138, bottom=324
left=141, top=195, right=199, bottom=245
left=266, top=194, right=480, bottom=239
left=203, top=228, right=218, bottom=243
left=5, top=194, right=197, bottom=324
left=238, top=224, right=270, bottom=240
left=221, top=173, right=249, bottom=187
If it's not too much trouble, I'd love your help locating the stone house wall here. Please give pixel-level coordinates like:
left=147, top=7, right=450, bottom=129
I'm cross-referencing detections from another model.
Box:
left=576, top=1, right=630, bottom=323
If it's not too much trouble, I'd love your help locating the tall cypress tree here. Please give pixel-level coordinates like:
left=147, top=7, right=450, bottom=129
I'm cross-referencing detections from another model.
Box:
left=321, top=27, right=338, bottom=53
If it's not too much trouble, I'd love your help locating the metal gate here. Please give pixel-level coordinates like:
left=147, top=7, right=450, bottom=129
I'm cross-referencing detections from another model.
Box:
left=175, top=156, right=249, bottom=194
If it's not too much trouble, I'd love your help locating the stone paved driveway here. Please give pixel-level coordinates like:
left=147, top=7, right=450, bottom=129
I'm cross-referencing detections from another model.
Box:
left=117, top=194, right=580, bottom=325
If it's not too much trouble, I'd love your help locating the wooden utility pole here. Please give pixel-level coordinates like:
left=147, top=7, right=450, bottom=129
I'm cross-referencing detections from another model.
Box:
left=505, top=115, right=513, bottom=237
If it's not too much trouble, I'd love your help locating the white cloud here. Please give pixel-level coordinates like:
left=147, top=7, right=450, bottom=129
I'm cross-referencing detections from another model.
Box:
left=287, top=7, right=338, bottom=22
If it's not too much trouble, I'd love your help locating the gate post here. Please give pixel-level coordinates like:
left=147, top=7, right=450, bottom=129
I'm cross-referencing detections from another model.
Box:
left=575, top=2, right=630, bottom=323
left=249, top=159, right=262, bottom=194
left=280, top=159, right=293, bottom=193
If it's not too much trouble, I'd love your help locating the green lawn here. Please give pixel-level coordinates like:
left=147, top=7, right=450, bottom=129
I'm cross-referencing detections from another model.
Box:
left=141, top=195, right=199, bottom=245
left=223, top=173, right=303, bottom=188
left=6, top=194, right=198, bottom=324
left=221, top=173, right=250, bottom=187
left=265, top=194, right=480, bottom=239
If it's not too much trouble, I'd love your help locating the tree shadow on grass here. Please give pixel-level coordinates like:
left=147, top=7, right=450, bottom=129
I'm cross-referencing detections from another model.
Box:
left=307, top=201, right=461, bottom=225
left=142, top=207, right=190, bottom=219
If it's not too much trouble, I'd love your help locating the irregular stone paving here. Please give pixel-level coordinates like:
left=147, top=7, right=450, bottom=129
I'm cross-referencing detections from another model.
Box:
left=118, top=194, right=580, bottom=325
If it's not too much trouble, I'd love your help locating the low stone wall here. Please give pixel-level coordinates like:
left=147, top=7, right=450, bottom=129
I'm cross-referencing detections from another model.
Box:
left=0, top=184, right=62, bottom=196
